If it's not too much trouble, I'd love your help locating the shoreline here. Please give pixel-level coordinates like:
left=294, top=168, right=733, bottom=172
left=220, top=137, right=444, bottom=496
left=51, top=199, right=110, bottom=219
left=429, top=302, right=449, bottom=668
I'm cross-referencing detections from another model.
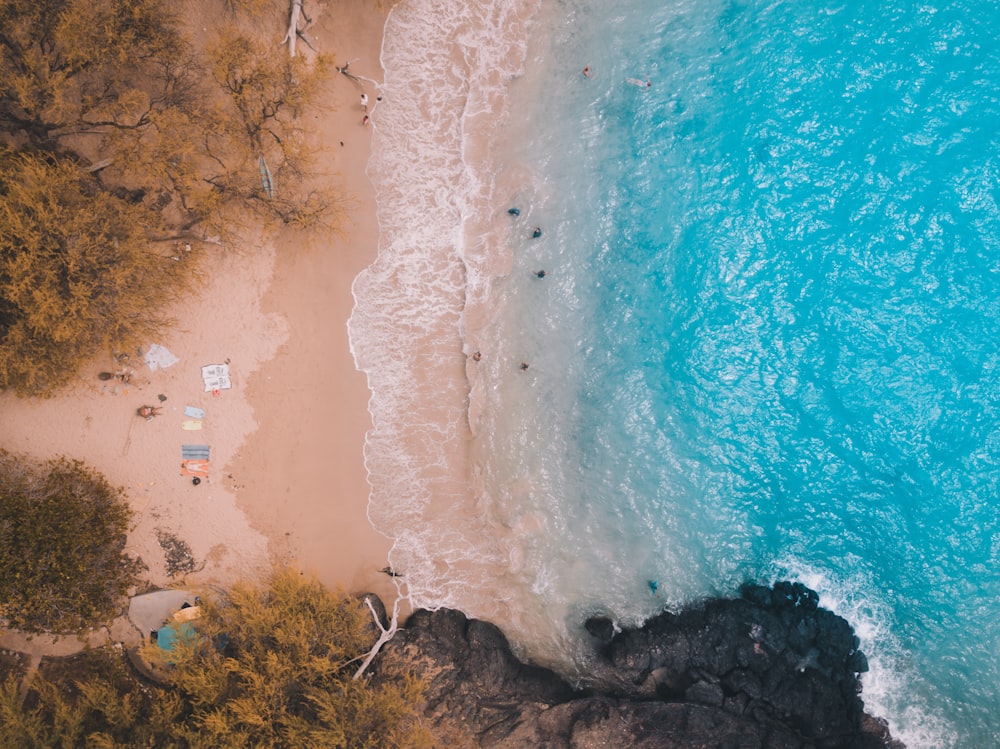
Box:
left=227, top=0, right=397, bottom=604
left=347, top=0, right=541, bottom=619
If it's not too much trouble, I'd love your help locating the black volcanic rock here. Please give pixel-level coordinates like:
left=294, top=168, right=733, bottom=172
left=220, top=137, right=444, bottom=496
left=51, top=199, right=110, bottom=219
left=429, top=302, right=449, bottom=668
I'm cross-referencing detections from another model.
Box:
left=369, top=582, right=904, bottom=749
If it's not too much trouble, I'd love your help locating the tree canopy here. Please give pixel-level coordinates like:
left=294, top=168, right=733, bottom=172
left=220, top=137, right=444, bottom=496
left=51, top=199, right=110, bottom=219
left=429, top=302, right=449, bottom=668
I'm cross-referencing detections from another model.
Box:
left=0, top=572, right=434, bottom=748
left=0, top=0, right=338, bottom=394
left=152, top=571, right=432, bottom=748
left=0, top=149, right=180, bottom=393
left=0, top=450, right=143, bottom=632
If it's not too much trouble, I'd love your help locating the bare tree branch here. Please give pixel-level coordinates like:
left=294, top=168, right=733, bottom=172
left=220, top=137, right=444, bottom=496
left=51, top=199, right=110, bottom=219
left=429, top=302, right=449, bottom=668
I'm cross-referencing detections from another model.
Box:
left=282, top=0, right=304, bottom=57
left=353, top=576, right=407, bottom=680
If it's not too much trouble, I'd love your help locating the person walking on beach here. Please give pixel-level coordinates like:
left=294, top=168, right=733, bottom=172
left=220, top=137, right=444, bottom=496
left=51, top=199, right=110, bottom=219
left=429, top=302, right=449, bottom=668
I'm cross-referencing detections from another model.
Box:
left=360, top=93, right=369, bottom=111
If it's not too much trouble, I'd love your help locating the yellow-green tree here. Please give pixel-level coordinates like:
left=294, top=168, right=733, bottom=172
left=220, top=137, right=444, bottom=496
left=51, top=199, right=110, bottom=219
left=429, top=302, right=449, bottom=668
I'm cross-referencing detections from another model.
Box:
left=0, top=0, right=340, bottom=393
left=153, top=571, right=432, bottom=748
left=0, top=0, right=190, bottom=145
left=1, top=572, right=433, bottom=747
left=0, top=451, right=143, bottom=632
left=0, top=149, right=182, bottom=394
left=0, top=650, right=186, bottom=748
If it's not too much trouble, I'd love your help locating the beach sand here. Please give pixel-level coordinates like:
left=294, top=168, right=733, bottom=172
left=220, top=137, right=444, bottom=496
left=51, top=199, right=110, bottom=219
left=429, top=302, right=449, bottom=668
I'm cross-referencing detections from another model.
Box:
left=0, top=0, right=399, bottom=607
left=230, top=0, right=399, bottom=605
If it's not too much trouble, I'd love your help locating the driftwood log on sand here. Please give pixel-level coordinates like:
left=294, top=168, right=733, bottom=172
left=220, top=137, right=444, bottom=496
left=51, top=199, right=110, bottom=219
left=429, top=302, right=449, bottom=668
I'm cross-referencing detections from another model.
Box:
left=282, top=0, right=313, bottom=56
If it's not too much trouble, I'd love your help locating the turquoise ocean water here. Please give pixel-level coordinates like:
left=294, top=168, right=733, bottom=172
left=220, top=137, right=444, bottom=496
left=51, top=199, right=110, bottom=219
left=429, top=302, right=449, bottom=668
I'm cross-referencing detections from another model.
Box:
left=352, top=1, right=1000, bottom=746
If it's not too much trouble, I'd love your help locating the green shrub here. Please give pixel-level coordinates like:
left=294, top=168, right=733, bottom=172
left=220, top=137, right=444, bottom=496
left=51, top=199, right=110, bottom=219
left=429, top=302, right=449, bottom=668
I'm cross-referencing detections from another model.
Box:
left=0, top=451, right=143, bottom=631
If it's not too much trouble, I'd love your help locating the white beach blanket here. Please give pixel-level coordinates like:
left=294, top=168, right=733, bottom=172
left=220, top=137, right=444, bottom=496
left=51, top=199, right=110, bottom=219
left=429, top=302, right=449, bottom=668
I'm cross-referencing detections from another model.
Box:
left=201, top=364, right=232, bottom=392
left=144, top=343, right=180, bottom=371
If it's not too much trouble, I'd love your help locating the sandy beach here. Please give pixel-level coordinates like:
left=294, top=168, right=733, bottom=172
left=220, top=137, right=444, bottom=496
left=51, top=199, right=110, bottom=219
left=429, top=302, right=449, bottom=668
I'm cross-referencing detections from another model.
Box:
left=0, top=0, right=398, bottom=606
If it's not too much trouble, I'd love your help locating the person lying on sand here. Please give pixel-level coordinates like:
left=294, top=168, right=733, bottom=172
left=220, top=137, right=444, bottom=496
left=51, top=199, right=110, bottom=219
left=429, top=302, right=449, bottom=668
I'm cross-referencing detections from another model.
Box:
left=137, top=405, right=162, bottom=420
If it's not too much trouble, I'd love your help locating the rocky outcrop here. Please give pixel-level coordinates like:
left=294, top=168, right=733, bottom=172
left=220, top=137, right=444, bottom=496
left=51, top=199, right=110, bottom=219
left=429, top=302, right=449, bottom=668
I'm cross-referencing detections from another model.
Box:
left=370, top=581, right=903, bottom=749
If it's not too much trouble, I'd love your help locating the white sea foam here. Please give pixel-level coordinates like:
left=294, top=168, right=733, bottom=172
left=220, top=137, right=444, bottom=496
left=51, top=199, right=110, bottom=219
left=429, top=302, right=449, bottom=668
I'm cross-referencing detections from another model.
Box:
left=776, top=559, right=957, bottom=749
left=349, top=0, right=541, bottom=618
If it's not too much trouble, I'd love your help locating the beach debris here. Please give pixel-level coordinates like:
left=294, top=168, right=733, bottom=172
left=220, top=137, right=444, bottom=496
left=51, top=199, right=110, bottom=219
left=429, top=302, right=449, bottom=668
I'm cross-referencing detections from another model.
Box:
left=157, top=393, right=167, bottom=402
left=144, top=343, right=179, bottom=372
left=380, top=566, right=404, bottom=578
left=201, top=364, right=231, bottom=392
left=155, top=529, right=199, bottom=577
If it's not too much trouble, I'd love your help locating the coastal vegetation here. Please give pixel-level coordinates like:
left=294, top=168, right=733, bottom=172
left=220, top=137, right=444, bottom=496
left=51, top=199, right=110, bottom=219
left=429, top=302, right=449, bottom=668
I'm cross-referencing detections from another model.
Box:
left=0, top=572, right=433, bottom=748
left=0, top=451, right=142, bottom=632
left=0, top=0, right=336, bottom=394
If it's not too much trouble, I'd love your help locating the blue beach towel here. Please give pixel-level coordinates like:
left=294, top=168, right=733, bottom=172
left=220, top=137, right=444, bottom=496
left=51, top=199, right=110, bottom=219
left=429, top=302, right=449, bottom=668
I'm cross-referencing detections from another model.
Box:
left=181, top=444, right=210, bottom=460
left=184, top=406, right=205, bottom=419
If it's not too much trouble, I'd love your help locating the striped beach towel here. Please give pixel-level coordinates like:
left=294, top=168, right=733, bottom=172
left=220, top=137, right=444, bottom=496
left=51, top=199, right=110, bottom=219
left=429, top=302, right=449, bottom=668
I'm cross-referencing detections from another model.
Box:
left=181, top=444, right=210, bottom=460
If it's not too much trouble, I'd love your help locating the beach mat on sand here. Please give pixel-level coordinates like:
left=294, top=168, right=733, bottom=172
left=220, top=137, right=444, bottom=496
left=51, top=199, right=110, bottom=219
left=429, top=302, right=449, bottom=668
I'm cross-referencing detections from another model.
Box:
left=181, top=459, right=209, bottom=478
left=181, top=444, right=210, bottom=460
left=201, top=364, right=231, bottom=392
left=181, top=420, right=202, bottom=430
left=184, top=406, right=205, bottom=419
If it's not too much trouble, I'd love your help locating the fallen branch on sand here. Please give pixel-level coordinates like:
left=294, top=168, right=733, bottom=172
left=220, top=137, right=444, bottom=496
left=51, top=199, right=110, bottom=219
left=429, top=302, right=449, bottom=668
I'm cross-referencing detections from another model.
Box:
left=282, top=0, right=315, bottom=56
left=336, top=58, right=383, bottom=90
left=352, top=576, right=406, bottom=679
